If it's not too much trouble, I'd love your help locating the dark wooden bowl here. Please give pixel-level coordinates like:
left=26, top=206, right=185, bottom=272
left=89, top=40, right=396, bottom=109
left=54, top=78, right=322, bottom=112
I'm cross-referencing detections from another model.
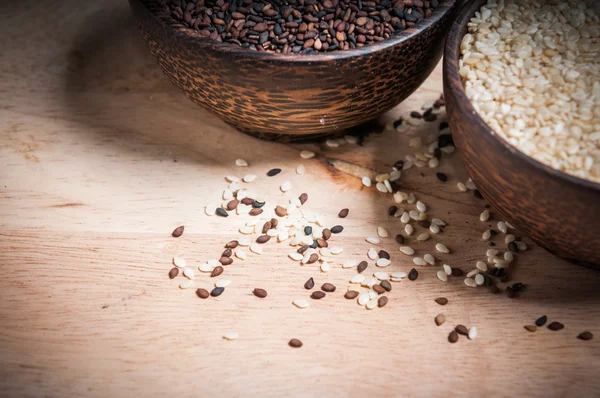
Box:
left=443, top=0, right=600, bottom=268
left=129, top=0, right=458, bottom=141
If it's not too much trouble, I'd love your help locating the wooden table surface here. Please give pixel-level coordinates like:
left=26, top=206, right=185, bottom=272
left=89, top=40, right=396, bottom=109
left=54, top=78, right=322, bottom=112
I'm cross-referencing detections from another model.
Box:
left=1, top=1, right=599, bottom=397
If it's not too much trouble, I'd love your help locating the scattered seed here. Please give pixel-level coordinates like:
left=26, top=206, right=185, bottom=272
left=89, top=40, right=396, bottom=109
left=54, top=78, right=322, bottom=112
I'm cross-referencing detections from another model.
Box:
left=179, top=279, right=194, bottom=289
left=311, top=291, right=326, bottom=300
left=321, top=283, right=336, bottom=293
left=210, top=287, right=225, bottom=297
left=361, top=176, right=372, bottom=187
left=216, top=208, right=229, bottom=217
left=435, top=314, right=446, bottom=326
left=380, top=280, right=392, bottom=292
left=400, top=246, right=415, bottom=256
left=338, top=208, right=349, bottom=218
left=372, top=285, right=385, bottom=295
left=437, top=270, right=448, bottom=282
left=195, top=288, right=209, bottom=299
left=408, top=268, right=419, bottom=281
left=413, top=257, right=427, bottom=266
left=457, top=182, right=468, bottom=192
left=455, top=325, right=469, bottom=336
left=300, top=151, right=315, bottom=159
left=211, top=266, right=224, bottom=277
left=423, top=253, right=436, bottom=265
left=448, top=330, right=459, bottom=343
left=345, top=290, right=360, bottom=299
left=219, top=256, right=233, bottom=266
left=171, top=226, right=185, bottom=238
left=256, top=235, right=271, bottom=244
left=535, top=316, right=548, bottom=327
left=293, top=299, right=309, bottom=309
left=225, top=240, right=239, bottom=249
left=329, top=246, right=343, bottom=254
left=304, top=277, right=315, bottom=290
left=296, top=164, right=306, bottom=175
left=548, top=322, right=564, bottom=331
left=366, top=236, right=381, bottom=245
left=252, top=288, right=268, bottom=298
left=168, top=267, right=179, bottom=279
left=222, top=248, right=233, bottom=258
left=376, top=258, right=391, bottom=267
left=275, top=206, right=287, bottom=217
left=173, top=256, right=187, bottom=268
left=480, top=210, right=490, bottom=222
left=267, top=168, right=281, bottom=177
left=524, top=325, right=537, bottom=332
left=436, top=172, right=448, bottom=182
left=280, top=181, right=293, bottom=192
left=578, top=332, right=594, bottom=341
left=508, top=241, right=519, bottom=253
left=387, top=206, right=398, bottom=216
left=289, top=338, right=303, bottom=348
left=474, top=190, right=484, bottom=200
left=418, top=220, right=431, bottom=228
left=468, top=327, right=478, bottom=340
left=351, top=274, right=366, bottom=284
left=395, top=234, right=405, bottom=245
left=183, top=268, right=195, bottom=279
left=357, top=261, right=368, bottom=273
left=358, top=292, right=370, bottom=305
left=435, top=297, right=448, bottom=306
left=377, top=226, right=389, bottom=238
left=235, top=159, right=248, bottom=167
left=482, top=230, right=491, bottom=241
left=249, top=243, right=263, bottom=254
left=464, top=278, right=477, bottom=287
left=405, top=224, right=414, bottom=236
left=378, top=296, right=389, bottom=308
left=331, top=225, right=343, bottom=234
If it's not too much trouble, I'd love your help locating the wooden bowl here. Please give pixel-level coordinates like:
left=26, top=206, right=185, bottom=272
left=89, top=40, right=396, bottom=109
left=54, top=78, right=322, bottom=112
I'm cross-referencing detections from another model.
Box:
left=129, top=0, right=458, bottom=141
left=443, top=0, right=600, bottom=267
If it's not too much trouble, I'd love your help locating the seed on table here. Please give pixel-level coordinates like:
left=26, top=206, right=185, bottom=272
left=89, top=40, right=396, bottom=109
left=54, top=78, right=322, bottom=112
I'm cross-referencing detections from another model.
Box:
left=240, top=198, right=254, bottom=206
left=455, top=325, right=469, bottom=336
left=388, top=206, right=398, bottom=216
left=216, top=208, right=229, bottom=217
left=183, top=268, right=195, bottom=279
left=448, top=330, right=459, bottom=343
left=351, top=274, right=366, bottom=284
left=338, top=208, right=349, bottom=218
left=311, top=291, right=326, bottom=300
left=418, top=220, right=431, bottom=229
left=452, top=268, right=464, bottom=276
left=413, top=257, right=427, bottom=266
left=366, top=237, right=381, bottom=245
left=249, top=208, right=263, bottom=216
left=211, top=266, right=224, bottom=277
left=171, top=225, right=184, bottom=238
left=376, top=258, right=391, bottom=267
left=280, top=181, right=292, bottom=192
left=219, top=256, right=233, bottom=266
left=300, top=150, right=315, bottom=159
left=331, top=225, right=344, bottom=234
left=253, top=288, right=267, bottom=298
left=405, top=224, right=414, bottom=236
left=235, top=159, right=248, bottom=167
left=267, top=168, right=281, bottom=177
left=345, top=290, right=360, bottom=299
left=400, top=246, right=415, bottom=256
left=578, top=332, right=594, bottom=341
left=321, top=283, right=336, bottom=293
left=535, top=315, right=548, bottom=327
left=357, top=261, right=368, bottom=273
left=380, top=280, right=392, bottom=292
left=436, top=172, right=448, bottom=182
left=378, top=250, right=390, bottom=260
left=372, top=285, right=385, bottom=295
left=424, top=253, right=435, bottom=265
left=508, top=242, right=518, bottom=253
left=222, top=248, right=233, bottom=258
left=195, top=288, right=209, bottom=299
left=179, top=279, right=194, bottom=289
left=292, top=299, right=309, bottom=309
left=225, top=240, right=239, bottom=249
left=304, top=277, right=315, bottom=290
left=395, top=234, right=405, bottom=245
left=524, top=325, right=537, bottom=332
left=329, top=246, right=343, bottom=254
left=437, top=271, right=448, bottom=282
left=468, top=327, right=478, bottom=340
left=474, top=190, right=484, bottom=200
left=378, top=296, right=389, bottom=308
left=457, top=182, right=468, bottom=192
left=464, top=278, right=477, bottom=287
left=322, top=229, right=332, bottom=240
left=443, top=264, right=452, bottom=276
left=210, top=287, right=225, bottom=297
left=408, top=268, right=419, bottom=281
left=435, top=314, right=446, bottom=326
left=482, top=230, right=491, bottom=240
left=168, top=267, right=179, bottom=279
left=275, top=206, right=287, bottom=217
left=298, top=193, right=308, bottom=205
left=475, top=274, right=485, bottom=285
left=289, top=339, right=303, bottom=348
left=256, top=235, right=271, bottom=244
left=548, top=322, right=564, bottom=331
left=435, top=297, right=448, bottom=306
left=480, top=210, right=490, bottom=222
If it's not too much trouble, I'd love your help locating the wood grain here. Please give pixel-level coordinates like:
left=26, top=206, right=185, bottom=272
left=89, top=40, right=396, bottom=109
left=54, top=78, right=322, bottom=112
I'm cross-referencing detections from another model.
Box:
left=0, top=1, right=599, bottom=397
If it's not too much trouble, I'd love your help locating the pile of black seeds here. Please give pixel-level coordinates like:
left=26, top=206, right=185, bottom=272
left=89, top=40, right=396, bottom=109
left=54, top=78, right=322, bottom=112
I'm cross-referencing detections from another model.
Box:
left=163, top=0, right=439, bottom=53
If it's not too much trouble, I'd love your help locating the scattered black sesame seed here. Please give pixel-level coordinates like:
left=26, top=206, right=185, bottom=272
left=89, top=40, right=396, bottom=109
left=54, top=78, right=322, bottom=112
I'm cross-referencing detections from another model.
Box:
left=394, top=160, right=404, bottom=169
left=436, top=172, right=448, bottom=182
left=304, top=226, right=312, bottom=236
left=508, top=241, right=519, bottom=253
left=210, top=287, right=225, bottom=297
left=393, top=119, right=403, bottom=129
left=485, top=204, right=491, bottom=209
left=330, top=225, right=344, bottom=234
left=489, top=242, right=496, bottom=246
left=490, top=229, right=498, bottom=236
left=548, top=321, right=564, bottom=331
left=408, top=268, right=418, bottom=281
left=216, top=208, right=229, bottom=217
left=310, top=240, right=318, bottom=249
left=578, top=331, right=594, bottom=341
left=535, top=315, right=548, bottom=327
left=439, top=121, right=449, bottom=130
left=511, top=282, right=524, bottom=292
left=474, top=190, right=484, bottom=199
left=438, top=134, right=454, bottom=148
left=267, top=168, right=282, bottom=177
left=252, top=201, right=265, bottom=208
left=410, top=111, right=422, bottom=119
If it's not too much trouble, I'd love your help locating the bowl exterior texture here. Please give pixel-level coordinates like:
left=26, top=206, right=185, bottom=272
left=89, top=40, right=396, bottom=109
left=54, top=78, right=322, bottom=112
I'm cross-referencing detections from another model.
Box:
left=130, top=0, right=457, bottom=140
left=444, top=0, right=600, bottom=267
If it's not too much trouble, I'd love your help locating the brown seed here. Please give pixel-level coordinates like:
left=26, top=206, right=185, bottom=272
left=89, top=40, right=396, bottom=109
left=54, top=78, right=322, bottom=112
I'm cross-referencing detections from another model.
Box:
left=304, top=277, right=315, bottom=290
left=222, top=248, right=232, bottom=258
left=451, top=268, right=464, bottom=277
left=168, top=267, right=179, bottom=279
left=435, top=314, right=446, bottom=326
left=357, top=261, right=368, bottom=273
left=316, top=238, right=328, bottom=248
left=226, top=199, right=239, bottom=210
left=372, top=285, right=385, bottom=295
left=262, top=221, right=272, bottom=234
left=380, top=280, right=392, bottom=292
left=219, top=256, right=233, bottom=266
left=418, top=220, right=431, bottom=228
left=256, top=235, right=271, bottom=244
left=225, top=240, right=239, bottom=249
left=330, top=225, right=343, bottom=234
left=249, top=208, right=263, bottom=216
left=275, top=205, right=287, bottom=217
left=489, top=285, right=500, bottom=294
left=253, top=288, right=267, bottom=298
left=322, top=229, right=332, bottom=240
left=196, top=288, right=209, bottom=299
left=408, top=268, right=419, bottom=281
left=171, top=226, right=185, bottom=238
left=378, top=250, right=390, bottom=260
left=211, top=266, right=224, bottom=277
left=524, top=325, right=537, bottom=332
left=241, top=198, right=254, bottom=206
left=289, top=338, right=303, bottom=348
left=448, top=330, right=459, bottom=343
left=548, top=321, right=565, bottom=331
left=395, top=234, right=405, bottom=245
left=321, top=283, right=336, bottom=292
left=378, top=296, right=389, bottom=307
left=270, top=218, right=278, bottom=228
left=577, top=331, right=594, bottom=341
left=345, top=290, right=359, bottom=299
left=297, top=245, right=310, bottom=254
left=435, top=297, right=448, bottom=306
left=307, top=253, right=319, bottom=264
left=455, top=325, right=469, bottom=336
left=299, top=193, right=308, bottom=205
left=311, top=291, right=326, bottom=299
left=338, top=208, right=349, bottom=218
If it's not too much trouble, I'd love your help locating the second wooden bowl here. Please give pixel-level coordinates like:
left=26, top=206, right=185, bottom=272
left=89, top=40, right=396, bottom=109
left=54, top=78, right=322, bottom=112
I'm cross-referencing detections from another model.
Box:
left=443, top=0, right=600, bottom=267
left=130, top=0, right=458, bottom=141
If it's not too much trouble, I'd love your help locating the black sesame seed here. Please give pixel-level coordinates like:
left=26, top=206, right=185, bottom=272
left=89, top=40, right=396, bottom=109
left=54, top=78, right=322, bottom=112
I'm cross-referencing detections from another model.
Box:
left=267, top=168, right=282, bottom=177
left=438, top=134, right=454, bottom=148
left=394, top=160, right=404, bottom=169
left=408, top=268, right=418, bottom=281
left=439, top=121, right=449, bottom=130
left=210, top=287, right=225, bottom=297
left=310, top=240, right=318, bottom=249
left=511, top=282, right=524, bottom=292
left=489, top=242, right=496, bottom=246
left=252, top=201, right=265, bottom=208
left=330, top=225, right=343, bottom=234
left=216, top=208, right=229, bottom=217
left=485, top=204, right=491, bottom=209
left=435, top=172, right=448, bottom=182
left=304, top=226, right=312, bottom=235
left=508, top=241, right=519, bottom=253
left=393, top=119, right=403, bottom=129
left=535, top=315, right=548, bottom=327
left=490, top=229, right=498, bottom=236
left=474, top=190, right=484, bottom=199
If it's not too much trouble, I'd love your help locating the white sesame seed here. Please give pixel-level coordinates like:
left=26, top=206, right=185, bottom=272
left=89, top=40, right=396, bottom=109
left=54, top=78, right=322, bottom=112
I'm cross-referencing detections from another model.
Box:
left=400, top=212, right=411, bottom=223
left=239, top=226, right=254, bottom=235
left=443, top=264, right=452, bottom=276
left=429, top=224, right=441, bottom=234
left=486, top=249, right=499, bottom=257
left=435, top=243, right=450, bottom=253
left=431, top=218, right=446, bottom=226
left=465, top=180, right=477, bottom=190
left=480, top=210, right=490, bottom=222
left=384, top=180, right=393, bottom=193
left=376, top=258, right=391, bottom=267
left=517, top=241, right=528, bottom=251
left=468, top=327, right=478, bottom=340
left=437, top=270, right=448, bottom=282
left=351, top=274, right=366, bottom=284
left=464, top=278, right=477, bottom=287
left=409, top=210, right=419, bottom=220
left=391, top=272, right=407, bottom=280
left=280, top=181, right=292, bottom=192
left=205, top=205, right=217, bottom=216
left=428, top=158, right=440, bottom=168
left=423, top=254, right=435, bottom=265
left=498, top=221, right=508, bottom=234
left=399, top=246, right=415, bottom=256
left=362, top=176, right=372, bottom=187
left=278, top=230, right=289, bottom=242
left=390, top=170, right=401, bottom=181
left=467, top=269, right=480, bottom=278
left=242, top=174, right=256, bottom=183
left=440, top=146, right=455, bottom=154
left=376, top=182, right=387, bottom=193
left=417, top=232, right=430, bottom=242
left=294, top=165, right=305, bottom=176
left=235, top=159, right=248, bottom=167
left=344, top=135, right=358, bottom=144
left=198, top=263, right=213, bottom=272
left=368, top=248, right=378, bottom=260
left=505, top=234, right=515, bottom=244
left=418, top=212, right=427, bottom=221
left=366, top=236, right=382, bottom=245
left=225, top=175, right=239, bottom=183
left=504, top=252, right=514, bottom=263
left=293, top=299, right=309, bottom=309
left=407, top=193, right=416, bottom=204
left=482, top=230, right=491, bottom=241
left=300, top=150, right=315, bottom=159
left=457, top=182, right=468, bottom=192
left=215, top=279, right=231, bottom=288
left=173, top=256, right=187, bottom=268
left=413, top=257, right=427, bottom=266
left=329, top=246, right=343, bottom=255
left=374, top=272, right=390, bottom=281
left=377, top=226, right=389, bottom=238
left=475, top=274, right=485, bottom=286
left=289, top=252, right=303, bottom=261
left=405, top=224, right=414, bottom=236
left=325, top=139, right=339, bottom=148
left=343, top=259, right=358, bottom=269
left=266, top=229, right=278, bottom=237
left=506, top=221, right=515, bottom=230
left=237, top=238, right=250, bottom=246
left=366, top=299, right=378, bottom=310
left=179, top=279, right=194, bottom=289
left=223, top=332, right=239, bottom=340
left=183, top=268, right=195, bottom=279
left=235, top=248, right=248, bottom=260
left=301, top=253, right=312, bottom=264
left=476, top=261, right=487, bottom=271
left=249, top=243, right=262, bottom=254
left=222, top=189, right=234, bottom=200
left=358, top=292, right=370, bottom=305
left=393, top=191, right=404, bottom=203
left=320, top=262, right=330, bottom=272
left=367, top=287, right=378, bottom=297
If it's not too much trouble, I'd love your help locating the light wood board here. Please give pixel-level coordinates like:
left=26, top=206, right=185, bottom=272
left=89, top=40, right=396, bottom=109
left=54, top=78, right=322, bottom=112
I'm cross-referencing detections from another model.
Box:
left=0, top=1, right=599, bottom=397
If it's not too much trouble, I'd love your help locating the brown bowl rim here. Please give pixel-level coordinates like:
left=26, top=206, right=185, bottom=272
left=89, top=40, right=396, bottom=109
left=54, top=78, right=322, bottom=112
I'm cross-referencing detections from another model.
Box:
left=134, top=0, right=457, bottom=62
left=443, top=0, right=600, bottom=193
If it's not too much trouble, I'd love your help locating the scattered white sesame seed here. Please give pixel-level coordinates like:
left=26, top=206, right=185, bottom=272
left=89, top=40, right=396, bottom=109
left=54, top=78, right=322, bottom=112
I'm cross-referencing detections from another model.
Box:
left=301, top=253, right=312, bottom=264
left=278, top=230, right=290, bottom=242
left=516, top=241, right=527, bottom=251
left=405, top=224, right=414, bottom=236
left=173, top=256, right=186, bottom=268
left=289, top=252, right=303, bottom=261
left=409, top=210, right=419, bottom=220
left=457, top=182, right=468, bottom=192
left=183, top=268, right=195, bottom=279
left=300, top=150, right=315, bottom=159
left=358, top=292, right=370, bottom=305
left=465, top=180, right=477, bottom=190
left=429, top=224, right=441, bottom=234
left=366, top=236, right=382, bottom=245
left=486, top=249, right=499, bottom=257
left=417, top=232, right=430, bottom=242
left=319, top=247, right=331, bottom=256
left=480, top=210, right=490, bottom=222
left=418, top=212, right=428, bottom=221
left=206, top=259, right=220, bottom=267
left=235, top=159, right=248, bottom=167
left=482, top=230, right=491, bottom=241
left=368, top=248, right=378, bottom=260
left=431, top=218, right=446, bottom=226
left=424, top=254, right=435, bottom=265
left=242, top=174, right=257, bottom=183
left=390, top=170, right=401, bottom=181
left=476, top=261, right=487, bottom=271
left=329, top=246, right=343, bottom=255
left=384, top=180, right=393, bottom=193
left=400, top=212, right=411, bottom=223
left=293, top=299, right=309, bottom=308
left=205, top=205, right=217, bottom=216
left=399, top=246, right=415, bottom=256
left=443, top=264, right=452, bottom=276
left=393, top=191, right=404, bottom=203
left=223, top=332, right=239, bottom=340
left=437, top=270, right=448, bottom=282
left=367, top=287, right=378, bottom=297
left=428, top=157, right=440, bottom=168
left=377, top=226, right=389, bottom=238
left=237, top=238, right=250, bottom=246
left=362, top=176, right=372, bottom=187
left=280, top=181, right=292, bottom=192
left=225, top=175, right=240, bottom=183
left=468, top=327, right=478, bottom=340
left=198, top=263, right=213, bottom=272
left=376, top=182, right=387, bottom=193
left=344, top=135, right=358, bottom=144
left=215, top=279, right=231, bottom=288
left=374, top=272, right=390, bottom=281
left=464, top=278, right=477, bottom=287
left=504, top=252, right=514, bottom=263
left=467, top=269, right=480, bottom=278
left=505, top=234, right=515, bottom=244
left=498, top=221, right=508, bottom=234
left=407, top=193, right=416, bottom=204
left=249, top=243, right=262, bottom=254
left=440, top=146, right=455, bottom=154
left=343, top=259, right=358, bottom=269
left=351, top=274, right=366, bottom=284
left=506, top=221, right=515, bottom=229
left=222, top=189, right=233, bottom=200
left=393, top=208, right=404, bottom=218
left=366, top=299, right=378, bottom=310
left=376, top=258, right=391, bottom=267
left=295, top=164, right=306, bottom=175
left=179, top=279, right=194, bottom=289
left=435, top=243, right=450, bottom=254
left=391, top=272, right=407, bottom=280
left=413, top=257, right=427, bottom=266
left=320, top=262, right=330, bottom=272
left=475, top=274, right=485, bottom=285
left=325, top=139, right=339, bottom=148
left=239, top=226, right=254, bottom=235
